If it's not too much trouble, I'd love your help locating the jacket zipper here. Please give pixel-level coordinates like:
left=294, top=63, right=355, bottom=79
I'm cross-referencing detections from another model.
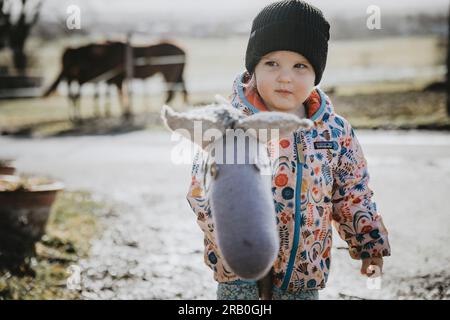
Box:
left=281, top=131, right=303, bottom=290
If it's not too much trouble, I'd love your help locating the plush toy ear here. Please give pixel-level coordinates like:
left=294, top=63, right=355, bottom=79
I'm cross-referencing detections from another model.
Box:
left=161, top=105, right=225, bottom=150
left=236, top=111, right=313, bottom=143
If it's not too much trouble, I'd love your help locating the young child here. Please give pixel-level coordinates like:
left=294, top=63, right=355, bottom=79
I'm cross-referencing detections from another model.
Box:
left=187, top=0, right=390, bottom=300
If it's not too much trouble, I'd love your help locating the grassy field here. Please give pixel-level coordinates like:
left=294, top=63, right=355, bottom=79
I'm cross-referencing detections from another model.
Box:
left=331, top=89, right=449, bottom=130
left=26, top=34, right=444, bottom=91
left=0, top=191, right=107, bottom=300
left=0, top=34, right=447, bottom=135
left=0, top=85, right=447, bottom=137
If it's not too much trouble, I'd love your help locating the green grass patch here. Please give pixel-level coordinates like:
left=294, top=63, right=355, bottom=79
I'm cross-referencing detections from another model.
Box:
left=0, top=191, right=107, bottom=300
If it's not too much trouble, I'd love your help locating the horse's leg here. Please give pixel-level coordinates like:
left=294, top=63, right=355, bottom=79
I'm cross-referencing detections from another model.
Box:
left=73, top=82, right=82, bottom=124
left=93, top=82, right=101, bottom=118
left=117, top=82, right=132, bottom=120
left=68, top=80, right=76, bottom=123
left=162, top=68, right=177, bottom=104
left=124, top=80, right=133, bottom=118
left=68, top=96, right=75, bottom=123
left=165, top=86, right=175, bottom=104
left=163, top=64, right=188, bottom=105
left=177, top=63, right=188, bottom=104
left=143, top=80, right=151, bottom=113
left=180, top=74, right=188, bottom=104
left=104, top=84, right=112, bottom=118
left=116, top=83, right=125, bottom=116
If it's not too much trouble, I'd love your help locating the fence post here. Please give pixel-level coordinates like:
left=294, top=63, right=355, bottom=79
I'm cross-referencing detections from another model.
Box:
left=124, top=32, right=134, bottom=118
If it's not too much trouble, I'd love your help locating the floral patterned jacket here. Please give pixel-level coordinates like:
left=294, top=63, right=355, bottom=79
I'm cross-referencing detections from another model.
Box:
left=186, top=72, right=391, bottom=292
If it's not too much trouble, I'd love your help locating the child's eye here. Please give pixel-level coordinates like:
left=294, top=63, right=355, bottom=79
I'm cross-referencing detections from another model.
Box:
left=265, top=61, right=278, bottom=67
left=294, top=63, right=307, bottom=69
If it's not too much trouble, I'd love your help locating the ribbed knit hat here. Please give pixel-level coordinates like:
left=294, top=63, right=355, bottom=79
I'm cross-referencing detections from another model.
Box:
left=245, top=0, right=330, bottom=85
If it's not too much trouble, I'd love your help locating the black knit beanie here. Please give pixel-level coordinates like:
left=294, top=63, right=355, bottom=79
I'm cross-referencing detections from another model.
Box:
left=245, top=0, right=330, bottom=85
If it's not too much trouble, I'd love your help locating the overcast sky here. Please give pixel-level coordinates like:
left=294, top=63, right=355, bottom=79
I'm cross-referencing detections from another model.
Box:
left=40, top=0, right=449, bottom=24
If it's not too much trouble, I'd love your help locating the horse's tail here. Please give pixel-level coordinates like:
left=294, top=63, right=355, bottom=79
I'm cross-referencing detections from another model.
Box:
left=42, top=70, right=64, bottom=97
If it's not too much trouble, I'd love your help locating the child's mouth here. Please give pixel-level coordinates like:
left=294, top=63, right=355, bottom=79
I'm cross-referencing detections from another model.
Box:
left=275, top=90, right=292, bottom=96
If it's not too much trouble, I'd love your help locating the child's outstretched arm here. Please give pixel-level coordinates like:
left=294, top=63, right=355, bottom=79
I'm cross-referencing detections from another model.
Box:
left=331, top=119, right=391, bottom=277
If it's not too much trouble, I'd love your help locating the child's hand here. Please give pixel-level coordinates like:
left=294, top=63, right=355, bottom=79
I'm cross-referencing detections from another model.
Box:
left=360, top=257, right=383, bottom=277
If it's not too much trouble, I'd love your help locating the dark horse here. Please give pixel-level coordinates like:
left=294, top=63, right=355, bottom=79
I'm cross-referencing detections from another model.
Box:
left=43, top=41, right=188, bottom=121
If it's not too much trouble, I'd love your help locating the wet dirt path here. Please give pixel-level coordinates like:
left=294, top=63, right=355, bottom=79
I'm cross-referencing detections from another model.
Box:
left=1, top=129, right=449, bottom=299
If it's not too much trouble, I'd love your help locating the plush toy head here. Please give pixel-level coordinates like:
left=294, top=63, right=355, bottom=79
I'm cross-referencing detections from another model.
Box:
left=161, top=103, right=312, bottom=280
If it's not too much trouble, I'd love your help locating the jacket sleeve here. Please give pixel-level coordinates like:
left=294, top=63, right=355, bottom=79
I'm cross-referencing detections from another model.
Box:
left=186, top=149, right=214, bottom=235
left=331, top=121, right=391, bottom=260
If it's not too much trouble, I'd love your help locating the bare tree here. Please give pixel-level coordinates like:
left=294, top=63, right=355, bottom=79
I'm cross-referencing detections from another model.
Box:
left=0, top=0, right=41, bottom=75
left=0, top=0, right=12, bottom=51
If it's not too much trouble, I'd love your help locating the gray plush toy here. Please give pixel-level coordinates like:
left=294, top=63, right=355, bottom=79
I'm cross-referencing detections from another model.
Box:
left=161, top=102, right=312, bottom=280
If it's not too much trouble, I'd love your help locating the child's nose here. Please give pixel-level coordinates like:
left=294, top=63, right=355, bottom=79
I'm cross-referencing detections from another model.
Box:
left=277, top=70, right=292, bottom=83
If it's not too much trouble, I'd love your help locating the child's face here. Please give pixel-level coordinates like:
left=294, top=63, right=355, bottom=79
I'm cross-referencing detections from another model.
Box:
left=254, top=51, right=316, bottom=113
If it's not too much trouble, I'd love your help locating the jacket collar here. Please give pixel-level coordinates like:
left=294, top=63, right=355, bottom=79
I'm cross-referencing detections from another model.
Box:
left=229, top=72, right=331, bottom=122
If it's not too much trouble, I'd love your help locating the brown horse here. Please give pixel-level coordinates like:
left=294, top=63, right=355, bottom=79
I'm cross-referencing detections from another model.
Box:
left=43, top=41, right=188, bottom=121
left=107, top=42, right=188, bottom=111
left=43, top=42, right=123, bottom=121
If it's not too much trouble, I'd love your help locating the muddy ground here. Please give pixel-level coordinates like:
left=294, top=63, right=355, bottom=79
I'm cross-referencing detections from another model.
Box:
left=1, top=129, right=449, bottom=299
